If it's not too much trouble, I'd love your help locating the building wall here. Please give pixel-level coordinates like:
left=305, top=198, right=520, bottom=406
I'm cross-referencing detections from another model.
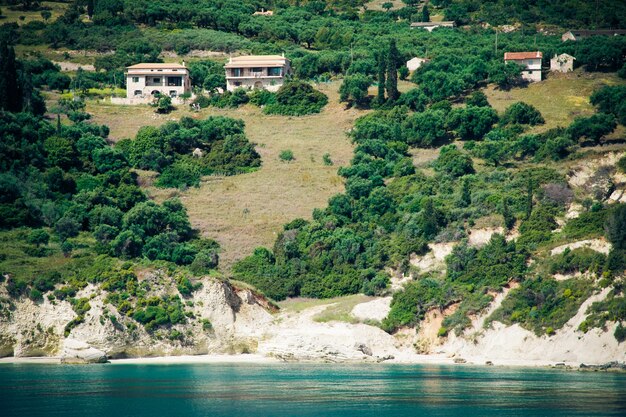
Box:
left=226, top=77, right=285, bottom=92
left=505, top=58, right=542, bottom=82
left=225, top=63, right=290, bottom=92
left=406, top=59, right=428, bottom=71
left=126, top=72, right=191, bottom=99
left=520, top=70, right=542, bottom=82
left=550, top=57, right=574, bottom=73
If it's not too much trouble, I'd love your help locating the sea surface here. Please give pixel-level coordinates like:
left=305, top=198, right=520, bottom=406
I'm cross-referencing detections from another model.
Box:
left=1, top=362, right=626, bottom=416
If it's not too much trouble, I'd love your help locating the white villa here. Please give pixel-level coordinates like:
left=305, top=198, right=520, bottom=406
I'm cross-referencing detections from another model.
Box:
left=406, top=57, right=430, bottom=72
left=224, top=55, right=291, bottom=92
left=550, top=53, right=576, bottom=73
left=504, top=51, right=543, bottom=82
left=410, top=21, right=455, bottom=32
left=125, top=63, right=191, bottom=99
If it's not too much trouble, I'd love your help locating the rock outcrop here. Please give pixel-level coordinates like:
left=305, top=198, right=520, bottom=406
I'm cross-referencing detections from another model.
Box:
left=0, top=275, right=273, bottom=361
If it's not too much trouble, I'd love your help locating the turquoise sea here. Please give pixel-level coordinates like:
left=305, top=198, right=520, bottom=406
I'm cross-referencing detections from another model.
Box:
left=1, top=363, right=625, bottom=416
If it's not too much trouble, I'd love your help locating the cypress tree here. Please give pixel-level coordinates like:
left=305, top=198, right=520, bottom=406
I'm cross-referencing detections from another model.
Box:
left=421, top=5, right=430, bottom=22
left=385, top=39, right=399, bottom=102
left=525, top=180, right=534, bottom=220
left=460, top=178, right=471, bottom=208
left=376, top=49, right=386, bottom=105
left=87, top=0, right=95, bottom=18
left=503, top=197, right=515, bottom=230
left=0, top=42, right=22, bottom=112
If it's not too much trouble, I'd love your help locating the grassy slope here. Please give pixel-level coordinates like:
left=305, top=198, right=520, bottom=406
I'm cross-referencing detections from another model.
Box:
left=483, top=70, right=625, bottom=135
left=0, top=1, right=68, bottom=25
left=88, top=82, right=357, bottom=270
left=83, top=73, right=626, bottom=272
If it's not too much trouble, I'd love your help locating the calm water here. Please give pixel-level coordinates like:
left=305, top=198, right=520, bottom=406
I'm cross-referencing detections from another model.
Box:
left=1, top=363, right=626, bottom=416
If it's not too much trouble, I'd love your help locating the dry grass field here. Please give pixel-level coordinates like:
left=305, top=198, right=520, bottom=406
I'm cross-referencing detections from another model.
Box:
left=484, top=71, right=626, bottom=133
left=88, top=82, right=359, bottom=270
left=0, top=1, right=68, bottom=25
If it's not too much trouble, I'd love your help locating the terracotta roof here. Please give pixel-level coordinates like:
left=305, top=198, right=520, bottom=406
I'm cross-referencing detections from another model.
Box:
left=225, top=55, right=289, bottom=68
left=127, top=63, right=187, bottom=70
left=504, top=51, right=543, bottom=60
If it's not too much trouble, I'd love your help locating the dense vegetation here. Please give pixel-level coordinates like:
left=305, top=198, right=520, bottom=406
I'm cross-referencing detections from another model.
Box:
left=1, top=0, right=626, bottom=343
left=117, top=116, right=261, bottom=188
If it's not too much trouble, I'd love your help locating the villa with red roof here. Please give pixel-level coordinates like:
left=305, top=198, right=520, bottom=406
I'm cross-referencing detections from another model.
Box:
left=504, top=51, right=543, bottom=82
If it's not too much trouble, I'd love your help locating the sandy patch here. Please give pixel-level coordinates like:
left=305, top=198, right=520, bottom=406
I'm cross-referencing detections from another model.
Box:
left=53, top=61, right=96, bottom=72
left=351, top=297, right=392, bottom=322
left=550, top=238, right=612, bottom=256
left=409, top=242, right=455, bottom=276
left=468, top=227, right=503, bottom=247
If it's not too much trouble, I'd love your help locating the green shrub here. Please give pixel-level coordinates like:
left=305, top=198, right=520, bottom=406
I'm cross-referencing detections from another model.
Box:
left=339, top=74, right=372, bottom=108
left=617, top=154, right=626, bottom=174
left=55, top=216, right=81, bottom=241
left=615, top=323, right=626, bottom=343
left=155, top=95, right=174, bottom=114
left=560, top=209, right=607, bottom=240
left=605, top=204, right=626, bottom=249
left=447, top=105, right=499, bottom=141
left=382, top=277, right=451, bottom=333
left=189, top=249, right=219, bottom=274
left=279, top=149, right=294, bottom=162
left=568, top=113, right=617, bottom=144
left=548, top=248, right=607, bottom=276
left=433, top=145, right=474, bottom=177
left=501, top=102, right=545, bottom=126
left=64, top=316, right=84, bottom=337
left=487, top=276, right=591, bottom=336
left=263, top=81, right=328, bottom=116
left=465, top=91, right=490, bottom=107
left=155, top=160, right=202, bottom=189
left=249, top=89, right=276, bottom=106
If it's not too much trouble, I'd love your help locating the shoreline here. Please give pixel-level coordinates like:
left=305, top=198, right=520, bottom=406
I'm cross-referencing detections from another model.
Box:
left=0, top=353, right=615, bottom=369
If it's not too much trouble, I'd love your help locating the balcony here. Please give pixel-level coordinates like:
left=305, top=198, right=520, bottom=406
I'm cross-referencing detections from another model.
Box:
left=226, top=74, right=284, bottom=80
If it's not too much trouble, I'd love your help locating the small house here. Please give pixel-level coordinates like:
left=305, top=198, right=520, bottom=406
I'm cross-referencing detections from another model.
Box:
left=225, top=55, right=291, bottom=92
left=410, top=21, right=455, bottom=32
left=253, top=9, right=273, bottom=16
left=550, top=53, right=575, bottom=73
left=562, top=29, right=626, bottom=42
left=125, top=63, right=191, bottom=99
left=406, top=57, right=430, bottom=72
left=504, top=51, right=543, bottom=82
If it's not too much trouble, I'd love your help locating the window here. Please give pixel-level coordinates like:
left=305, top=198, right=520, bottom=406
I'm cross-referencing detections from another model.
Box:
left=252, top=67, right=263, bottom=73
left=268, top=67, right=282, bottom=76
left=232, top=68, right=243, bottom=77
left=131, top=76, right=139, bottom=83
left=234, top=82, right=241, bottom=86
left=168, top=76, right=182, bottom=86
left=134, top=90, right=142, bottom=96
left=170, top=90, right=177, bottom=97
left=152, top=77, right=161, bottom=83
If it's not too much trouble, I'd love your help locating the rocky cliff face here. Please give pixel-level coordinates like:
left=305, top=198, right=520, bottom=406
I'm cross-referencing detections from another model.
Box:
left=0, top=274, right=273, bottom=363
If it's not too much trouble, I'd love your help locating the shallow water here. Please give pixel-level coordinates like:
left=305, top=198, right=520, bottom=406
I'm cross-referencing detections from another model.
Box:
left=1, top=363, right=625, bottom=416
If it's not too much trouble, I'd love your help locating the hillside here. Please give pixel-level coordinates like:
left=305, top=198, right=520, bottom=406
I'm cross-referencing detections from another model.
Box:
left=0, top=0, right=625, bottom=365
